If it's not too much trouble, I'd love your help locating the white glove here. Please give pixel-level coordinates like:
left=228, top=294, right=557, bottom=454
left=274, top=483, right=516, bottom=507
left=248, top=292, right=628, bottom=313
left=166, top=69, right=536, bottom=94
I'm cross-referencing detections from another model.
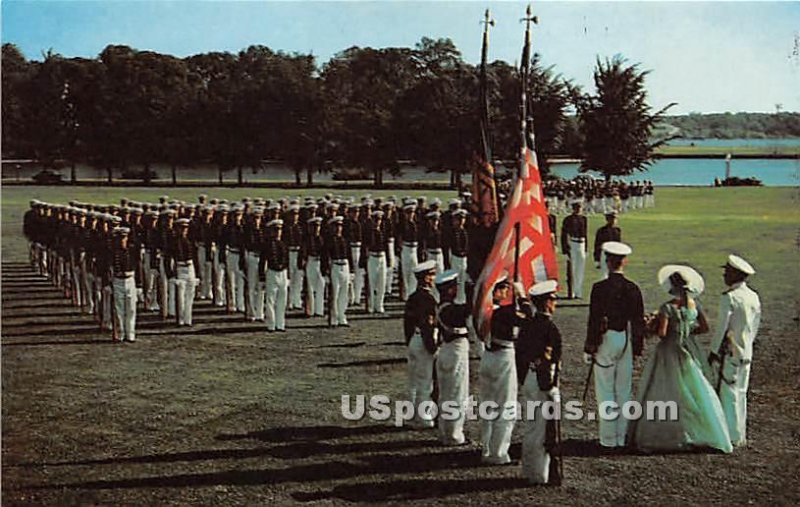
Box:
left=512, top=281, right=526, bottom=298
left=595, top=262, right=601, bottom=269
left=548, top=386, right=561, bottom=402
left=583, top=352, right=594, bottom=365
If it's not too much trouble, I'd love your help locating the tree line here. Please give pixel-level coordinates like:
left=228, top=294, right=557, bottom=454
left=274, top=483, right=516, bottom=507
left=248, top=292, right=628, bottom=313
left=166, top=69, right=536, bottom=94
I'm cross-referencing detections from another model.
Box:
left=2, top=40, right=668, bottom=186
left=664, top=112, right=800, bottom=140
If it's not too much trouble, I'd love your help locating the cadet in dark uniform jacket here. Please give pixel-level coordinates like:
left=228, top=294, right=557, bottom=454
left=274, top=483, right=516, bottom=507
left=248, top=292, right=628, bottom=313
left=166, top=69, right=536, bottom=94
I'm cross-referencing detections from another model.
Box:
left=584, top=241, right=645, bottom=449
left=517, top=279, right=562, bottom=485
left=323, top=216, right=353, bottom=327
left=561, top=201, right=588, bottom=298
left=403, top=260, right=439, bottom=428
left=594, top=211, right=622, bottom=279
left=260, top=219, right=289, bottom=332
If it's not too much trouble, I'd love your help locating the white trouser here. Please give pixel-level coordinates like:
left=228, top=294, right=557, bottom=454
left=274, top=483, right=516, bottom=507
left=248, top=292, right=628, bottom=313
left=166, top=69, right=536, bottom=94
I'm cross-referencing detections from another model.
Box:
left=437, top=338, right=469, bottom=445
left=427, top=249, right=445, bottom=273
left=600, top=251, right=609, bottom=280
left=143, top=250, right=158, bottom=311
left=719, top=357, right=752, bottom=447
left=522, top=376, right=551, bottom=484
left=350, top=245, right=364, bottom=304
left=197, top=245, right=210, bottom=299
left=451, top=254, right=468, bottom=304
left=367, top=253, right=387, bottom=313
left=407, top=333, right=437, bottom=428
left=158, top=256, right=176, bottom=317
left=594, top=329, right=632, bottom=447
left=305, top=257, right=326, bottom=316
left=226, top=250, right=245, bottom=312
left=245, top=252, right=263, bottom=320
left=92, top=275, right=103, bottom=323
left=480, top=347, right=518, bottom=464
left=80, top=254, right=94, bottom=314
left=71, top=257, right=82, bottom=306
left=288, top=250, right=304, bottom=309
left=85, top=272, right=96, bottom=315
left=211, top=245, right=225, bottom=306
left=265, top=269, right=288, bottom=331
left=568, top=238, right=586, bottom=298
left=102, top=284, right=113, bottom=331
left=112, top=276, right=137, bottom=341
left=174, top=263, right=196, bottom=326
left=401, top=245, right=418, bottom=300
left=331, top=262, right=350, bottom=325
left=385, top=237, right=396, bottom=295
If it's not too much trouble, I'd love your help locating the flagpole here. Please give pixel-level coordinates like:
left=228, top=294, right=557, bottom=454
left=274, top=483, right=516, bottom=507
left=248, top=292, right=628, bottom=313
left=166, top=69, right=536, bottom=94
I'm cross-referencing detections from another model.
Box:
left=480, top=9, right=494, bottom=169
left=519, top=4, right=538, bottom=180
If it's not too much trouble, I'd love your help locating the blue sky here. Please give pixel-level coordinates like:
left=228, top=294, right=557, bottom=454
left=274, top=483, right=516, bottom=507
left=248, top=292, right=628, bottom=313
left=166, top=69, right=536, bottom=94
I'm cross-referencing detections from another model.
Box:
left=2, top=1, right=798, bottom=113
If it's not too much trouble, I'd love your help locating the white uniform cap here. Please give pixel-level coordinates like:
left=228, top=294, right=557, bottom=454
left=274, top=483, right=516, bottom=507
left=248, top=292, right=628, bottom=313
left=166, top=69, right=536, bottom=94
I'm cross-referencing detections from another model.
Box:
left=176, top=218, right=191, bottom=226
left=267, top=218, right=284, bottom=227
left=372, top=209, right=384, bottom=218
left=453, top=209, right=469, bottom=218
left=430, top=198, right=442, bottom=206
left=268, top=202, right=280, bottom=211
left=328, top=216, right=344, bottom=226
left=307, top=217, right=323, bottom=224
left=434, top=269, right=459, bottom=286
left=426, top=211, right=441, bottom=219
left=528, top=279, right=559, bottom=299
left=112, top=226, right=131, bottom=236
left=602, top=241, right=632, bottom=256
left=288, top=204, right=300, bottom=212
left=414, top=260, right=438, bottom=275
left=403, top=203, right=417, bottom=211
left=449, top=198, right=462, bottom=206
left=658, top=264, right=705, bottom=295
left=724, top=254, right=755, bottom=276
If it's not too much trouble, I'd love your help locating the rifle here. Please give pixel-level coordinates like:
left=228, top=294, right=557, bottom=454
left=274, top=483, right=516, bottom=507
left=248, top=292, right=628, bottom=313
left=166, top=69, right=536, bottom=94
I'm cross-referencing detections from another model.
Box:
left=546, top=391, right=564, bottom=486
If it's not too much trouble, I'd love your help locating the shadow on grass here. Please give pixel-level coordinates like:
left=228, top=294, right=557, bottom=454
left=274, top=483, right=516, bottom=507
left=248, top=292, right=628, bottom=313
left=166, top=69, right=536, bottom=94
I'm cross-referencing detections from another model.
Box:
left=317, top=358, right=405, bottom=368
left=292, top=477, right=530, bottom=502
left=306, top=341, right=367, bottom=349
left=217, top=423, right=408, bottom=443
left=2, top=339, right=116, bottom=347
left=13, top=438, right=436, bottom=468
left=26, top=449, right=484, bottom=491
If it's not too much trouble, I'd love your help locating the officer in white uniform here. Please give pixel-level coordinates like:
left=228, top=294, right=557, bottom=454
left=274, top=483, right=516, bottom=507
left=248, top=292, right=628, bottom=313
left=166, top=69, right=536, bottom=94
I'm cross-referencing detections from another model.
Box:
left=110, top=226, right=139, bottom=342
left=709, top=254, right=761, bottom=447
left=583, top=241, right=646, bottom=449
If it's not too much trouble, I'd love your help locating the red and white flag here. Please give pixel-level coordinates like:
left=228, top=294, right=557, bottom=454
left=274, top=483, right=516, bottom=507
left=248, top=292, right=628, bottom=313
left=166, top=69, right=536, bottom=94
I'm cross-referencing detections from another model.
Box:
left=472, top=146, right=559, bottom=340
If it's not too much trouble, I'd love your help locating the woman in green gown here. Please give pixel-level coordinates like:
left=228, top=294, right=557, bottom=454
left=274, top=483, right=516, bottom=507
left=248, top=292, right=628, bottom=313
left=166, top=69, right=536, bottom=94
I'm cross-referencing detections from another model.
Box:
left=628, top=265, right=732, bottom=453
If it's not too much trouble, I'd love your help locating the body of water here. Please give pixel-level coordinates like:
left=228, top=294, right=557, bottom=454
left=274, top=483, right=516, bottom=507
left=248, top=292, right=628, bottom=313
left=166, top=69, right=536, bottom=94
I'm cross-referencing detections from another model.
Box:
left=550, top=158, right=799, bottom=186
left=667, top=138, right=800, bottom=148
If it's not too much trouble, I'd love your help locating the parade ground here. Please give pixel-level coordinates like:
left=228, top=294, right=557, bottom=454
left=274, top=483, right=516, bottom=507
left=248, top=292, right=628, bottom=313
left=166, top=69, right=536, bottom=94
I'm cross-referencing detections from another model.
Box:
left=2, top=186, right=799, bottom=505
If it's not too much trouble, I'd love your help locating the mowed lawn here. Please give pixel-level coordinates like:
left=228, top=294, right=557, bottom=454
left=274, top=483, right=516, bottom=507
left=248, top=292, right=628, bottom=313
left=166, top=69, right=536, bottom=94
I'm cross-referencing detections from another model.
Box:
left=2, top=185, right=799, bottom=505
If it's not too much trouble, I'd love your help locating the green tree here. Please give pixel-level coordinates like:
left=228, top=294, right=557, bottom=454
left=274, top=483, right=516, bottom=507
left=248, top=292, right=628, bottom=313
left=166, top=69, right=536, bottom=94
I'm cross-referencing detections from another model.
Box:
left=578, top=56, right=674, bottom=180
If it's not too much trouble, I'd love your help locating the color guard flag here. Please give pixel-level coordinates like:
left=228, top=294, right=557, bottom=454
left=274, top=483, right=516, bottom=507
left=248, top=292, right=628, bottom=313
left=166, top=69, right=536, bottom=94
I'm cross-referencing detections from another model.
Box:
left=472, top=142, right=559, bottom=340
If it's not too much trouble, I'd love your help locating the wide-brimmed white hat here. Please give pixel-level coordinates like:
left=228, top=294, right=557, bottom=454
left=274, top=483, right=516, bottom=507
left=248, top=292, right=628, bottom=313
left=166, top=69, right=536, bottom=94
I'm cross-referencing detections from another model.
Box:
left=657, top=264, right=705, bottom=295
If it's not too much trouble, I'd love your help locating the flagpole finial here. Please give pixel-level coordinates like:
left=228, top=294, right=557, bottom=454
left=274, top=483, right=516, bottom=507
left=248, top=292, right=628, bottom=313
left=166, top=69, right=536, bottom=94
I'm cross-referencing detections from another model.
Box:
left=482, top=9, right=495, bottom=27
left=521, top=4, right=538, bottom=25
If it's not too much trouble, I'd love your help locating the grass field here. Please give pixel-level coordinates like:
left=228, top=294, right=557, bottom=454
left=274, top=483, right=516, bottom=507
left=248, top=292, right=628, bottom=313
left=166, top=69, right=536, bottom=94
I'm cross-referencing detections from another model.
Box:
left=2, top=185, right=799, bottom=505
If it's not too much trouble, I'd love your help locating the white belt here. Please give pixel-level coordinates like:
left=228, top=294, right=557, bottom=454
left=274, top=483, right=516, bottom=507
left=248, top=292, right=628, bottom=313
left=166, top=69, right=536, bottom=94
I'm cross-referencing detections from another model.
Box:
left=349, top=242, right=362, bottom=247
left=403, top=242, right=418, bottom=247
left=490, top=338, right=515, bottom=348
left=427, top=248, right=442, bottom=254
left=289, top=246, right=301, bottom=251
left=177, top=260, right=193, bottom=266
left=569, top=237, right=586, bottom=242
left=333, top=260, right=348, bottom=265
left=227, top=247, right=241, bottom=253
left=115, top=271, right=135, bottom=279
left=452, top=327, right=468, bottom=334
left=370, top=251, right=386, bottom=257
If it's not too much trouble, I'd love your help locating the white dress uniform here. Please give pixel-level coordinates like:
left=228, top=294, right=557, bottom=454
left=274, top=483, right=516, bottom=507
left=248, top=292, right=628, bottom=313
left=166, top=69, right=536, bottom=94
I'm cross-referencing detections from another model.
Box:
left=710, top=255, right=761, bottom=447
left=305, top=221, right=326, bottom=317
left=327, top=218, right=351, bottom=326
left=435, top=270, right=470, bottom=446
left=172, top=221, right=197, bottom=326
left=400, top=207, right=419, bottom=300
left=366, top=211, right=389, bottom=313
